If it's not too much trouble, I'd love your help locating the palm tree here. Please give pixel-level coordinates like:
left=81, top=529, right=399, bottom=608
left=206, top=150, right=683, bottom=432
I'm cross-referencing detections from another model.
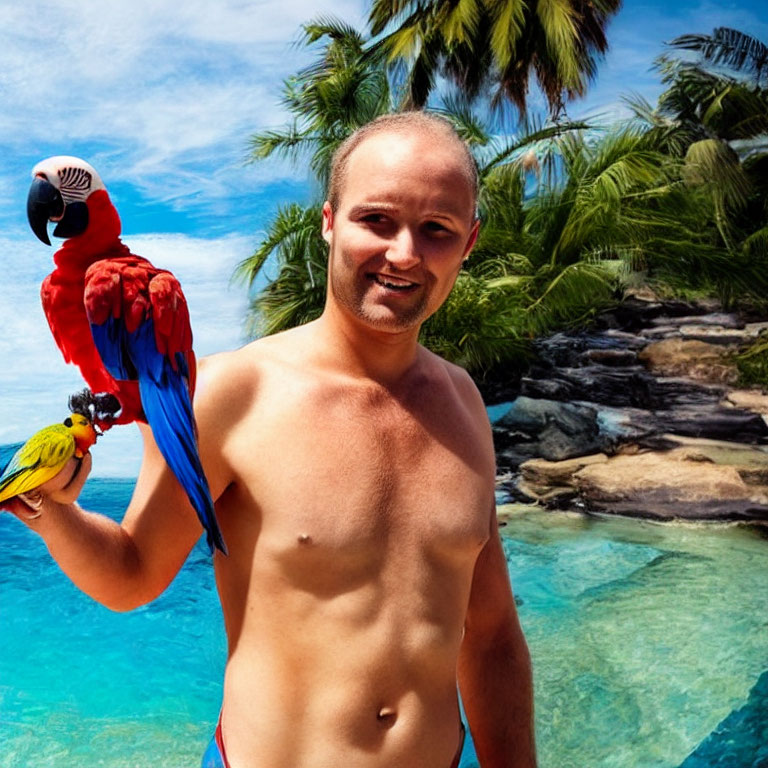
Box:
left=367, top=0, right=623, bottom=114
left=635, top=28, right=768, bottom=286
left=233, top=203, right=326, bottom=338
left=248, top=19, right=392, bottom=190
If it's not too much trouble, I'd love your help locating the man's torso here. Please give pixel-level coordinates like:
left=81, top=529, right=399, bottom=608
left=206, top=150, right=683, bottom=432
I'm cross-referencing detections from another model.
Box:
left=203, top=329, right=496, bottom=767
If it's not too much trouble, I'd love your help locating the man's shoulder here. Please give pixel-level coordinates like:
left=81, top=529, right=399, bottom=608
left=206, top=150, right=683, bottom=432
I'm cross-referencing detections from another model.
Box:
left=197, top=325, right=316, bottom=401
left=418, top=346, right=486, bottom=414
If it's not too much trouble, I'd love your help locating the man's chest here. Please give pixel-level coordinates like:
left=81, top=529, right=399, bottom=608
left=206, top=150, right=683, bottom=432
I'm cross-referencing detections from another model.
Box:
left=226, top=384, right=494, bottom=562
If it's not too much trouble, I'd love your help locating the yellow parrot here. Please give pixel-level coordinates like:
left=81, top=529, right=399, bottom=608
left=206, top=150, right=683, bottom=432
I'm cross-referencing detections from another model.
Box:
left=0, top=414, right=98, bottom=503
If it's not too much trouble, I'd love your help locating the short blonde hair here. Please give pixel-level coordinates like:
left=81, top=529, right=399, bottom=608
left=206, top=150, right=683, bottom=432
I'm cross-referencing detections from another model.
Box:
left=327, top=112, right=478, bottom=216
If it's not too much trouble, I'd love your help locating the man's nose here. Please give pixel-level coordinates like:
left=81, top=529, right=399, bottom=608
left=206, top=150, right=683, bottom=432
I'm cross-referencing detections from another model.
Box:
left=385, top=228, right=421, bottom=270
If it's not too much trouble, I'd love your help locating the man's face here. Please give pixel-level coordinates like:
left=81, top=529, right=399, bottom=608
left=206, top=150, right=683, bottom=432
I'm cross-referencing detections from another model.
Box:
left=322, top=130, right=479, bottom=335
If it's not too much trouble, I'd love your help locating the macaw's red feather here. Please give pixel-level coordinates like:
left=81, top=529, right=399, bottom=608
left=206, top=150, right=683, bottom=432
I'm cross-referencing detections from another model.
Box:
left=84, top=258, right=195, bottom=381
left=38, top=178, right=222, bottom=551
left=40, top=189, right=196, bottom=428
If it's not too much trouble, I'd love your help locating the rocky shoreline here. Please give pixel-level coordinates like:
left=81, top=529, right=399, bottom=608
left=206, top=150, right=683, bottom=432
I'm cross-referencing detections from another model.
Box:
left=485, top=296, right=768, bottom=523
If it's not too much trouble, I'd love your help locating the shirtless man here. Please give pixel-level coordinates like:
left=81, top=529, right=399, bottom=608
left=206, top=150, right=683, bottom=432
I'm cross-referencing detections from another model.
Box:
left=2, top=112, right=536, bottom=768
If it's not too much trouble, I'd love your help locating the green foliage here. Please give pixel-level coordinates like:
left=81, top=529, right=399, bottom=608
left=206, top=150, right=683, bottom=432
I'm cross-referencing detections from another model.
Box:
left=736, top=335, right=768, bottom=389
left=367, top=0, right=622, bottom=114
left=623, top=27, right=768, bottom=307
left=420, top=271, right=531, bottom=371
left=248, top=19, right=392, bottom=187
left=238, top=19, right=768, bottom=375
left=234, top=203, right=327, bottom=338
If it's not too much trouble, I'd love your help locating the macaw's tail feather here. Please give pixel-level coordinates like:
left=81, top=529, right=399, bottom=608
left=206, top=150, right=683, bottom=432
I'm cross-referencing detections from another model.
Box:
left=97, top=317, right=227, bottom=554
left=139, top=364, right=227, bottom=554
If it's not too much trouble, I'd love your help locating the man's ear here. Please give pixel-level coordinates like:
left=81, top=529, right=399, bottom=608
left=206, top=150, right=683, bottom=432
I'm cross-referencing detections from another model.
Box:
left=462, top=218, right=480, bottom=261
left=321, top=201, right=333, bottom=245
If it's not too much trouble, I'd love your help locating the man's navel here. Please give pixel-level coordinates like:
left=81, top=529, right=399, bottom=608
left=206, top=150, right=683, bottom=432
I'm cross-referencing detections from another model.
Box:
left=376, top=706, right=397, bottom=728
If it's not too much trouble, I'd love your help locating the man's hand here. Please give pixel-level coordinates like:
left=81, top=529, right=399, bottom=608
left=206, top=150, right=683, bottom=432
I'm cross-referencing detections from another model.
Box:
left=2, top=452, right=92, bottom=520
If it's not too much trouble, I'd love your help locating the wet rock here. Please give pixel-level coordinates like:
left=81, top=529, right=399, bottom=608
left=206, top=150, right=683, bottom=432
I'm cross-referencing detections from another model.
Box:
left=660, top=406, right=768, bottom=442
left=485, top=295, right=768, bottom=522
left=495, top=397, right=602, bottom=463
left=583, top=348, right=639, bottom=366
left=639, top=325, right=683, bottom=339
left=521, top=366, right=726, bottom=410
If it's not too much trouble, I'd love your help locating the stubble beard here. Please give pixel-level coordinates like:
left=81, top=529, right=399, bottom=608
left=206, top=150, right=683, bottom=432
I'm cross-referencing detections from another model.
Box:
left=329, top=247, right=432, bottom=332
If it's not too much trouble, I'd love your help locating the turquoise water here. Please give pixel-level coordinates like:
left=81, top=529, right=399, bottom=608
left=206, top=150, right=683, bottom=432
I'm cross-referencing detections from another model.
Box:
left=1, top=478, right=767, bottom=767
left=1, top=479, right=226, bottom=767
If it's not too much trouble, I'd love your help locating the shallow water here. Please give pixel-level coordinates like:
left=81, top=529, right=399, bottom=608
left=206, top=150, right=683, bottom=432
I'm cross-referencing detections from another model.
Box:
left=473, top=506, right=768, bottom=768
left=1, top=480, right=766, bottom=767
left=1, top=479, right=226, bottom=768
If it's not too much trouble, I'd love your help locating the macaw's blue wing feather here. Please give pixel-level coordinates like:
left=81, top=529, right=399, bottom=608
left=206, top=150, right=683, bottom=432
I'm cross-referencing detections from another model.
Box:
left=90, top=316, right=226, bottom=554
left=91, top=318, right=136, bottom=381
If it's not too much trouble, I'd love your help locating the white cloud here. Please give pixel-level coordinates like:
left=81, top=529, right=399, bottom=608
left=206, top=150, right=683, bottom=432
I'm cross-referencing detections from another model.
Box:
left=0, top=0, right=368, bottom=196
left=0, top=232, right=253, bottom=477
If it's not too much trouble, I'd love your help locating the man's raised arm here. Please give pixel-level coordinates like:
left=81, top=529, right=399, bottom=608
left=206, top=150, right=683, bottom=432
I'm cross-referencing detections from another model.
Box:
left=0, top=356, right=237, bottom=612
left=1, top=421, right=206, bottom=611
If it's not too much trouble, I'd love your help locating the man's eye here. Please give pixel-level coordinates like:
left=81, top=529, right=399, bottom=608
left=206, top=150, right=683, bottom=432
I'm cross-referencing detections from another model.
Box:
left=361, top=213, right=386, bottom=224
left=424, top=221, right=450, bottom=234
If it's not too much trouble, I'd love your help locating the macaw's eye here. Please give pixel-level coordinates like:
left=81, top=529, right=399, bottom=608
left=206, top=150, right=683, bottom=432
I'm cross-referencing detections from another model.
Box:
left=64, top=417, right=73, bottom=427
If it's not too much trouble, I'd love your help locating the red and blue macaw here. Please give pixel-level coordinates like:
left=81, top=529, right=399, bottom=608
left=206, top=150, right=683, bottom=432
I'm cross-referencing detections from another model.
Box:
left=27, top=156, right=226, bottom=553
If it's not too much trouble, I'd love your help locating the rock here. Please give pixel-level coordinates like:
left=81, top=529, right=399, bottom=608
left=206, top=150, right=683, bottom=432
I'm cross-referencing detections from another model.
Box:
left=724, top=389, right=768, bottom=415
left=598, top=297, right=703, bottom=331
left=623, top=285, right=662, bottom=303
left=600, top=329, right=651, bottom=348
left=639, top=325, right=683, bottom=338
left=649, top=312, right=744, bottom=329
left=485, top=296, right=768, bottom=521
left=593, top=405, right=660, bottom=442
left=521, top=366, right=726, bottom=410
left=583, top=348, right=639, bottom=366
left=572, top=451, right=768, bottom=519
left=510, top=437, right=768, bottom=521
left=520, top=454, right=609, bottom=488
left=638, top=338, right=739, bottom=384
left=745, top=321, right=768, bottom=338
left=678, top=325, right=752, bottom=345
left=530, top=328, right=647, bottom=371
left=656, top=435, right=768, bottom=483
left=660, top=406, right=768, bottom=442
left=495, top=396, right=602, bottom=463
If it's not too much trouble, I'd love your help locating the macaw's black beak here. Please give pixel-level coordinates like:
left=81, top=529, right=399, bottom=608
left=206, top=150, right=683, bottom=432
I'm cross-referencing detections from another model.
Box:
left=27, top=177, right=63, bottom=245
left=27, top=177, right=89, bottom=245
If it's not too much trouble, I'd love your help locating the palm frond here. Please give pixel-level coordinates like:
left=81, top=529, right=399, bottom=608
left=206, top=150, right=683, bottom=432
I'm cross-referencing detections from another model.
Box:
left=667, top=28, right=768, bottom=83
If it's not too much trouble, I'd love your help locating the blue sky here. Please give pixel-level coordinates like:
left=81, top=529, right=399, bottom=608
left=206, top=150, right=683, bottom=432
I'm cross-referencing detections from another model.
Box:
left=1, top=0, right=766, bottom=477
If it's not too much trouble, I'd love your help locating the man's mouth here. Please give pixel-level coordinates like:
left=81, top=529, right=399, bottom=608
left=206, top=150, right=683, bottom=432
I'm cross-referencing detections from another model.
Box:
left=370, top=273, right=419, bottom=292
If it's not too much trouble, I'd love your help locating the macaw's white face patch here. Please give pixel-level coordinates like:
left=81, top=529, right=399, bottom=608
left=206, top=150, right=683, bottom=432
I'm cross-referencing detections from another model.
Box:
left=57, top=166, right=93, bottom=204
left=31, top=155, right=107, bottom=203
